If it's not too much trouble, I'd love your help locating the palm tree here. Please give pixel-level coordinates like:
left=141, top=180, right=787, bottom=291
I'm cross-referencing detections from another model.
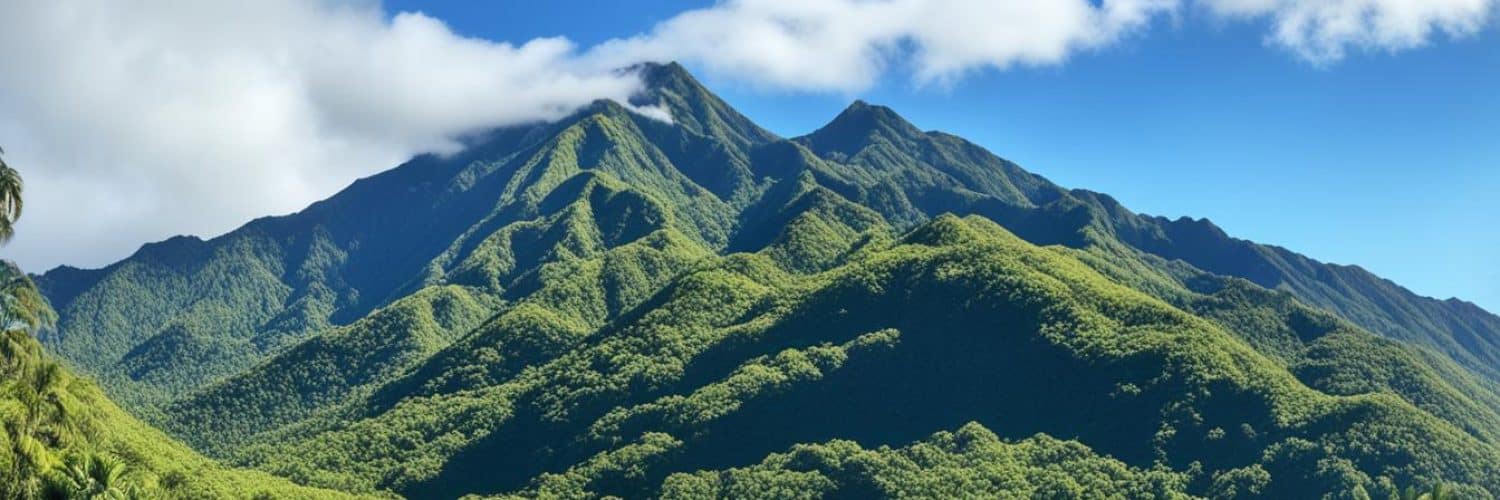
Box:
left=0, top=152, right=105, bottom=499
left=0, top=263, right=58, bottom=339
left=1, top=385, right=55, bottom=499
left=42, top=451, right=143, bottom=500
left=1, top=307, right=39, bottom=372
left=0, top=147, right=44, bottom=341
left=0, top=146, right=22, bottom=244
left=1, top=356, right=77, bottom=498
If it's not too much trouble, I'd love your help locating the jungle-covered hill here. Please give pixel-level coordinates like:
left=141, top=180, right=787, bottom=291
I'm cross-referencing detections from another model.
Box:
left=26, top=62, right=1500, bottom=498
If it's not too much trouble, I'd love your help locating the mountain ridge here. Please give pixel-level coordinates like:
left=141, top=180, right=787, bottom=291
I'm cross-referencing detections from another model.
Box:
left=26, top=61, right=1500, bottom=498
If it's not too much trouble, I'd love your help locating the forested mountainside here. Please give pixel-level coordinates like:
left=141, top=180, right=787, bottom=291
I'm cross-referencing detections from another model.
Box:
left=0, top=263, right=360, bottom=499
left=26, top=62, right=1500, bottom=498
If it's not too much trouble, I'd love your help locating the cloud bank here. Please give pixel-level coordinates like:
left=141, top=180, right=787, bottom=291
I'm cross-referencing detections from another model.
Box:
left=0, top=0, right=1493, bottom=271
left=0, top=0, right=645, bottom=271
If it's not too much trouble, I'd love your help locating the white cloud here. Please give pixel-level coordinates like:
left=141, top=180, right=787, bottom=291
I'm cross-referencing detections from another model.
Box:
left=0, top=0, right=646, bottom=271
left=0, top=0, right=1492, bottom=272
left=627, top=103, right=677, bottom=124
left=1199, top=0, right=1496, bottom=63
left=586, top=0, right=1177, bottom=91
left=588, top=0, right=1494, bottom=91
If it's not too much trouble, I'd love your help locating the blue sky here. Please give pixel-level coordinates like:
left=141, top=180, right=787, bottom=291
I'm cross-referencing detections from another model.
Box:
left=0, top=0, right=1494, bottom=313
left=385, top=0, right=1500, bottom=311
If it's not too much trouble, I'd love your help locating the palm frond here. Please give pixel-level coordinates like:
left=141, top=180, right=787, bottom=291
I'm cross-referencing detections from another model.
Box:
left=0, top=145, right=23, bottom=244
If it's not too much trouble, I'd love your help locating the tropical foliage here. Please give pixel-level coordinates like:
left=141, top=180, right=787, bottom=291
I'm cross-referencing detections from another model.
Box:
left=0, top=154, right=356, bottom=499
left=0, top=268, right=358, bottom=499
left=0, top=147, right=22, bottom=243
left=42, top=451, right=143, bottom=500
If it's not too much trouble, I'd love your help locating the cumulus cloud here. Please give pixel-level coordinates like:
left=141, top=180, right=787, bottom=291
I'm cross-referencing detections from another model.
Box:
left=588, top=0, right=1496, bottom=91
left=1200, top=0, right=1496, bottom=63
left=0, top=0, right=647, bottom=271
left=587, top=0, right=1177, bottom=91
left=0, top=0, right=1493, bottom=271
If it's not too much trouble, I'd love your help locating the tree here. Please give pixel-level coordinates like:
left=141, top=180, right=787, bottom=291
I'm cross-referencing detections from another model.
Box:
left=0, top=145, right=82, bottom=499
left=0, top=293, right=57, bottom=499
left=42, top=451, right=143, bottom=500
left=0, top=146, right=22, bottom=244
left=1402, top=482, right=1453, bottom=500
left=0, top=144, right=46, bottom=364
left=1, top=310, right=39, bottom=372
left=2, top=358, right=77, bottom=499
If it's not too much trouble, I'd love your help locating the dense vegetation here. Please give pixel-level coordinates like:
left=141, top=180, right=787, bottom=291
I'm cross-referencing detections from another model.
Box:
left=19, top=63, right=1500, bottom=498
left=1, top=264, right=364, bottom=499
left=0, top=146, right=22, bottom=244
left=0, top=161, right=359, bottom=500
left=653, top=423, right=1191, bottom=499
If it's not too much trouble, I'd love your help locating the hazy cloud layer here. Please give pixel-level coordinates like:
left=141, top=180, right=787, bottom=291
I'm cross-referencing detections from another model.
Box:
left=0, top=0, right=1493, bottom=271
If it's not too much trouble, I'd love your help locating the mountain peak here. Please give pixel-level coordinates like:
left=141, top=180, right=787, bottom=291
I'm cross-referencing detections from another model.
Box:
left=798, top=99, right=924, bottom=158
left=837, top=99, right=917, bottom=129
left=633, top=61, right=697, bottom=91
left=626, top=61, right=778, bottom=150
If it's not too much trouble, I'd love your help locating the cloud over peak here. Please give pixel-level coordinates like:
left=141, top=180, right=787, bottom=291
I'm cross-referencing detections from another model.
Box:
left=0, top=0, right=645, bottom=270
left=0, top=0, right=1493, bottom=271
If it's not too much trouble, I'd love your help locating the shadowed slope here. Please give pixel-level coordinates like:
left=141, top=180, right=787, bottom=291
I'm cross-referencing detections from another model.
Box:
left=792, top=100, right=1500, bottom=388
left=222, top=216, right=1499, bottom=499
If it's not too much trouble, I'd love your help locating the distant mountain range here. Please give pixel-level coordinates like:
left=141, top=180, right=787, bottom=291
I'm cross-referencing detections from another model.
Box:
left=31, top=62, right=1500, bottom=498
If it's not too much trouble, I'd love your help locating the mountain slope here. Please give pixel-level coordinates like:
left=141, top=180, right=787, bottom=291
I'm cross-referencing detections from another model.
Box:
left=1, top=263, right=362, bottom=499
left=788, top=100, right=1500, bottom=384
left=33, top=69, right=765, bottom=411
left=29, top=62, right=1500, bottom=498
left=227, top=215, right=1500, bottom=498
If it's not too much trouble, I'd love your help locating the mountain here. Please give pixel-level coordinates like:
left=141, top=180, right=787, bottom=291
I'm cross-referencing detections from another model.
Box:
left=29, top=62, right=1500, bottom=498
